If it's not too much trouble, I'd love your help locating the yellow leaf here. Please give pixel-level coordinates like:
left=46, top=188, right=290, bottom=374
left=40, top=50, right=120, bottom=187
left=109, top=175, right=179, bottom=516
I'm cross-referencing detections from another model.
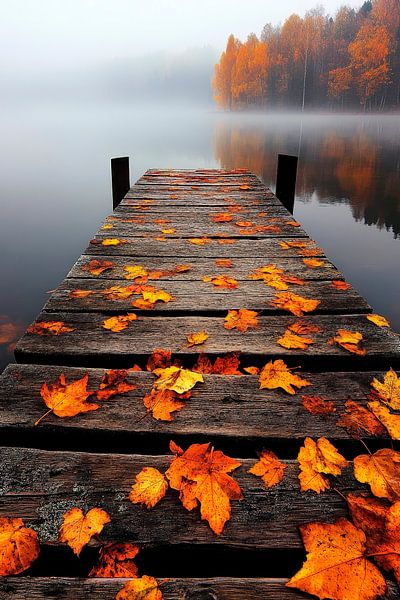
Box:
left=116, top=575, right=163, bottom=600
left=367, top=314, right=390, bottom=327
left=129, top=467, right=168, bottom=509
left=259, top=359, right=310, bottom=395
left=59, top=507, right=111, bottom=556
left=102, top=314, right=137, bottom=332
left=249, top=450, right=286, bottom=488
left=187, top=331, right=209, bottom=347
left=153, top=366, right=204, bottom=394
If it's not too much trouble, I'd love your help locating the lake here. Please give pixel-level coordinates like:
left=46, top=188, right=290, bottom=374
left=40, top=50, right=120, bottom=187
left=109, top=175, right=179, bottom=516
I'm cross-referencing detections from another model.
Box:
left=1, top=105, right=399, bottom=370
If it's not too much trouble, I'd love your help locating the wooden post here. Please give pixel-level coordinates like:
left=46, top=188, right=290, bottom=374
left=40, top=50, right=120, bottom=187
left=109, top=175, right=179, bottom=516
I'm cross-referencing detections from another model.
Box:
left=111, top=157, right=130, bottom=210
left=275, top=154, right=298, bottom=214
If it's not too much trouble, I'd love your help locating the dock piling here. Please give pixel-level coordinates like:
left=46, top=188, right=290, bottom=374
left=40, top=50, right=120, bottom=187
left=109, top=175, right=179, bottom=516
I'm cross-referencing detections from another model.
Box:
left=275, top=153, right=298, bottom=213
left=111, top=156, right=130, bottom=209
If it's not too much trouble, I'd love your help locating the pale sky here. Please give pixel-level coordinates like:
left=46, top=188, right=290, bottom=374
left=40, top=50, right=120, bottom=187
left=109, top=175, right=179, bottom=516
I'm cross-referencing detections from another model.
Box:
left=0, top=0, right=362, bottom=71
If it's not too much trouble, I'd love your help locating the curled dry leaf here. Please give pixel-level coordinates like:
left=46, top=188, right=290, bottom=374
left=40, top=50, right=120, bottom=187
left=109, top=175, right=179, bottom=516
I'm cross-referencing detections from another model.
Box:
left=153, top=366, right=203, bottom=394
left=286, top=518, right=387, bottom=600
left=224, top=309, right=259, bottom=333
left=89, top=542, right=140, bottom=578
left=367, top=314, right=390, bottom=328
left=203, top=275, right=238, bottom=289
left=116, top=576, right=163, bottom=600
left=129, top=467, right=168, bottom=509
left=166, top=442, right=243, bottom=535
left=186, top=330, right=209, bottom=347
left=353, top=448, right=400, bottom=501
left=81, top=259, right=114, bottom=276
left=249, top=450, right=286, bottom=489
left=298, top=437, right=348, bottom=493
left=97, top=370, right=136, bottom=401
left=259, top=360, right=310, bottom=395
left=302, top=395, right=336, bottom=415
left=27, top=321, right=75, bottom=335
left=59, top=507, right=111, bottom=556
left=271, top=292, right=320, bottom=316
left=0, top=517, right=39, bottom=576
left=347, top=493, right=400, bottom=587
left=336, top=400, right=386, bottom=437
left=329, top=329, right=366, bottom=356
left=103, top=314, right=138, bottom=332
left=36, top=373, right=98, bottom=425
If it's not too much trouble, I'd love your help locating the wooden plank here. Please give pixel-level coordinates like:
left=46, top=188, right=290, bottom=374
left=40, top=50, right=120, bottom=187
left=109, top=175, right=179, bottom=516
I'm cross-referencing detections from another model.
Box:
left=42, top=278, right=370, bottom=314
left=0, top=446, right=368, bottom=549
left=0, top=578, right=397, bottom=600
left=84, top=237, right=326, bottom=259
left=15, top=313, right=400, bottom=368
left=0, top=364, right=395, bottom=441
left=68, top=255, right=343, bottom=281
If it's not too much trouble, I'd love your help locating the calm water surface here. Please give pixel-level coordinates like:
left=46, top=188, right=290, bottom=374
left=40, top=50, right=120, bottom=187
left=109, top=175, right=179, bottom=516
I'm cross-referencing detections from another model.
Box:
left=1, top=106, right=399, bottom=369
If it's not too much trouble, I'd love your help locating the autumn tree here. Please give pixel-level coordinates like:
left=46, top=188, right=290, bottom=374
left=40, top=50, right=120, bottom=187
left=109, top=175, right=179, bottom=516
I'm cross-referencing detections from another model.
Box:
left=212, top=35, right=240, bottom=109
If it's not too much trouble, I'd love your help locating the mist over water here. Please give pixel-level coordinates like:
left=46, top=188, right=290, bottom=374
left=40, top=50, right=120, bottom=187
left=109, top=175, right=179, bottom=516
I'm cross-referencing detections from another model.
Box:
left=0, top=105, right=399, bottom=369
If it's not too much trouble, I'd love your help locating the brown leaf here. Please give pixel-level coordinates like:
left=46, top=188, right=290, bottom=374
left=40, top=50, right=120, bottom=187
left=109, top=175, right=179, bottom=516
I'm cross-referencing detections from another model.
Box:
left=89, top=542, right=140, bottom=578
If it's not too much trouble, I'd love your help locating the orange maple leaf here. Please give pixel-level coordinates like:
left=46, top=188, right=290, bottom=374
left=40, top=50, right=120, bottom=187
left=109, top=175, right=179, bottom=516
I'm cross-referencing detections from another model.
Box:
left=146, top=348, right=173, bottom=371
left=303, top=258, right=325, bottom=268
left=36, top=373, right=98, bottom=426
left=116, top=576, right=163, bottom=600
left=367, top=314, right=390, bottom=328
left=271, top=292, right=320, bottom=316
left=186, top=331, right=209, bottom=347
left=370, top=369, right=400, bottom=409
left=188, top=237, right=211, bottom=245
left=129, top=467, right=168, bottom=509
left=249, top=450, right=286, bottom=488
left=80, top=259, right=114, bottom=276
left=212, top=352, right=242, bottom=374
left=0, top=517, right=39, bottom=576
left=69, top=289, right=94, bottom=299
left=143, top=388, right=190, bottom=421
left=259, top=360, right=310, bottom=394
left=336, top=400, right=386, bottom=438
left=298, top=437, right=348, bottom=493
left=224, top=309, right=259, bottom=333
left=102, top=285, right=138, bottom=301
left=166, top=442, right=243, bottom=535
left=89, top=542, right=139, bottom=578
left=286, top=518, right=387, bottom=600
left=329, top=329, right=366, bottom=355
left=215, top=258, right=233, bottom=268
left=59, top=507, right=111, bottom=556
left=203, top=275, right=238, bottom=289
left=354, top=448, right=400, bottom=501
left=302, top=395, right=336, bottom=415
left=212, top=212, right=233, bottom=223
left=96, top=370, right=136, bottom=401
left=124, top=265, right=149, bottom=281
left=331, top=280, right=351, bottom=290
left=277, top=325, right=314, bottom=350
left=102, top=314, right=138, bottom=332
left=27, top=321, right=75, bottom=335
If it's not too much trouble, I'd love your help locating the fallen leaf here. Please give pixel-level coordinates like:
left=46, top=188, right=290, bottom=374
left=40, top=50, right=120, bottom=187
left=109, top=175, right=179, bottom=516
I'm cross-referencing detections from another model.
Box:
left=218, top=238, right=235, bottom=245
left=102, top=238, right=126, bottom=246
left=329, top=329, right=366, bottom=355
left=59, top=507, right=111, bottom=556
left=124, top=266, right=148, bottom=281
left=146, top=349, right=173, bottom=371
left=303, top=258, right=325, bottom=268
left=212, top=352, right=241, bottom=375
left=354, top=448, right=400, bottom=501
left=348, top=493, right=400, bottom=587
left=215, top=259, right=233, bottom=268
left=298, top=437, right=348, bottom=493
left=271, top=292, right=320, bottom=316
left=277, top=328, right=314, bottom=350
left=224, top=309, right=259, bottom=333
left=81, top=259, right=114, bottom=276
left=367, top=314, right=390, bottom=328
left=69, top=289, right=95, bottom=299
left=27, top=321, right=75, bottom=335
left=302, top=395, right=336, bottom=415
left=371, top=369, right=400, bottom=410
left=129, top=467, right=168, bottom=508
left=203, top=275, right=238, bottom=289
left=212, top=213, right=233, bottom=223
left=259, top=360, right=310, bottom=395
left=102, top=285, right=138, bottom=301
left=367, top=400, right=400, bottom=440
left=97, top=370, right=136, bottom=400
left=249, top=450, right=286, bottom=488
left=142, top=289, right=174, bottom=304
left=103, top=314, right=138, bottom=332
left=189, top=237, right=211, bottom=245
left=337, top=400, right=386, bottom=437
left=143, top=388, right=190, bottom=421
left=89, top=542, right=140, bottom=578
left=187, top=331, right=209, bottom=347
left=243, top=366, right=259, bottom=375
left=286, top=518, right=387, bottom=600
left=166, top=442, right=243, bottom=535
left=0, top=517, right=39, bottom=576
left=116, top=576, right=163, bottom=600
left=153, top=366, right=204, bottom=394
left=331, top=280, right=351, bottom=290
left=36, top=373, right=98, bottom=425
left=287, top=220, right=300, bottom=227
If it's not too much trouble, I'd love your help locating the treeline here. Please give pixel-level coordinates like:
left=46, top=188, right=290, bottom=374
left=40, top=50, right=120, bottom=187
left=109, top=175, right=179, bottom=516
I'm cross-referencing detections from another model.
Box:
left=213, top=0, right=400, bottom=111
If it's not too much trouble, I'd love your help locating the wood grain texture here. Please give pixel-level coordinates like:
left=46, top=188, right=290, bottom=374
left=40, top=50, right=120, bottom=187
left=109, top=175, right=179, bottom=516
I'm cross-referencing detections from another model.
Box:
left=0, top=364, right=396, bottom=441
left=68, top=255, right=342, bottom=281
left=15, top=313, right=400, bottom=368
left=42, top=278, right=370, bottom=314
left=0, top=446, right=368, bottom=549
left=0, top=578, right=398, bottom=600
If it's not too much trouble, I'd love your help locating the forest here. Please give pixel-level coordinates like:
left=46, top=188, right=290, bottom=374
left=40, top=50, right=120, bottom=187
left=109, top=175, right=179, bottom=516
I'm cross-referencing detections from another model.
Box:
left=213, top=0, right=400, bottom=111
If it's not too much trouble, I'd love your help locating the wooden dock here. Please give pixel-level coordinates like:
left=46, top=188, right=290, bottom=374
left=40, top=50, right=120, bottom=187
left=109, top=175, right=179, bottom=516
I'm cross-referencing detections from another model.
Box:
left=1, top=169, right=400, bottom=599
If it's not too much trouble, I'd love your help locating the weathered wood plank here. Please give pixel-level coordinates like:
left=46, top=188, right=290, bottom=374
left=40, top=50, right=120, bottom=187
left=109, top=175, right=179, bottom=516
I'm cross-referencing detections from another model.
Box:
left=0, top=578, right=397, bottom=600
left=42, top=278, right=370, bottom=314
left=15, top=313, right=400, bottom=368
left=68, top=255, right=342, bottom=281
left=84, top=237, right=326, bottom=258
left=0, top=364, right=396, bottom=441
left=0, top=447, right=369, bottom=549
